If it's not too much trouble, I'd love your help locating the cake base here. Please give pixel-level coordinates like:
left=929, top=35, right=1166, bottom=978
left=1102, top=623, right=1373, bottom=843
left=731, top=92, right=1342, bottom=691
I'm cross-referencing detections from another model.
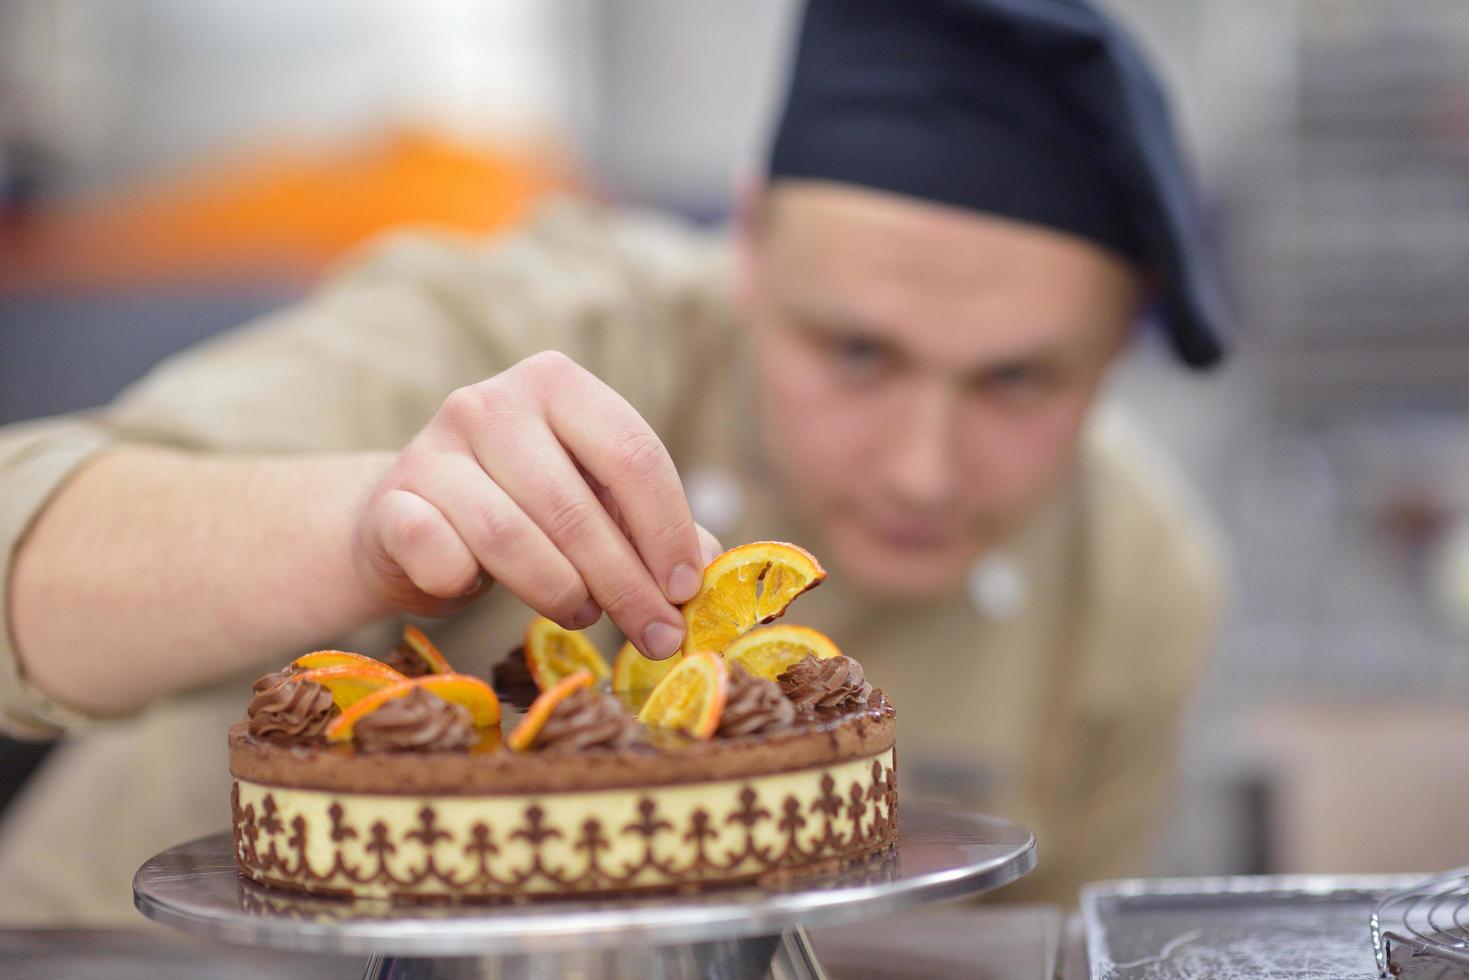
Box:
left=228, top=698, right=897, bottom=902
left=231, top=748, right=896, bottom=901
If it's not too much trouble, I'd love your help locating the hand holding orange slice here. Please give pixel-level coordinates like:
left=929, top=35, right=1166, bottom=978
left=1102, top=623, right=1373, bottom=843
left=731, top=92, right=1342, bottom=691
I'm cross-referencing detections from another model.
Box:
left=524, top=617, right=610, bottom=691
left=681, top=542, right=825, bottom=656
left=507, top=671, right=597, bottom=751
left=611, top=641, right=682, bottom=694
left=325, top=672, right=499, bottom=742
left=401, top=624, right=453, bottom=674
left=722, top=624, right=842, bottom=681
left=636, top=651, right=728, bottom=740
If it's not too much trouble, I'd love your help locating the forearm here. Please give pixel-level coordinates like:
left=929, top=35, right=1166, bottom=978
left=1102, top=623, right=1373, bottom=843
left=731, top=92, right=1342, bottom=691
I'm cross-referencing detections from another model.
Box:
left=8, top=446, right=395, bottom=716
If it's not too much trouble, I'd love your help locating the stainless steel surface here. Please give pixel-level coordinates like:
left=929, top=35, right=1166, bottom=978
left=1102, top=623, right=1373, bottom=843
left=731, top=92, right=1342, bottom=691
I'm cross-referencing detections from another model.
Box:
left=1372, top=868, right=1469, bottom=979
left=134, top=803, right=1034, bottom=958
left=0, top=929, right=363, bottom=980
left=1082, top=874, right=1425, bottom=980
left=356, top=934, right=792, bottom=979
left=6, top=909, right=1060, bottom=980
left=807, top=905, right=1063, bottom=980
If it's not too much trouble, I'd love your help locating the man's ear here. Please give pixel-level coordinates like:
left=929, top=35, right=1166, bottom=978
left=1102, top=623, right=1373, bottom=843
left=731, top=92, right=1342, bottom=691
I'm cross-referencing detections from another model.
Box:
left=731, top=174, right=767, bottom=311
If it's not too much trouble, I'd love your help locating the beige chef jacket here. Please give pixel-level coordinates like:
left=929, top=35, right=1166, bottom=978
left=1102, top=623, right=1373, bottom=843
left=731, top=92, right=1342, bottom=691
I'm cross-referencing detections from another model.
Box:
left=0, top=201, right=1222, bottom=925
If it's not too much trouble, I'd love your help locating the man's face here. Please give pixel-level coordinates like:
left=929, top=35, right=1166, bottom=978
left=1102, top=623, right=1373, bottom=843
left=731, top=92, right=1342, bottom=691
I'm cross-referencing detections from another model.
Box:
left=739, top=181, right=1142, bottom=600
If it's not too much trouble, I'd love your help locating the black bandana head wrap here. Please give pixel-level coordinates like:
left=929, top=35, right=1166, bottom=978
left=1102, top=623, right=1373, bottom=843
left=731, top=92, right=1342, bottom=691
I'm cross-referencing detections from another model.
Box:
left=768, top=0, right=1228, bottom=369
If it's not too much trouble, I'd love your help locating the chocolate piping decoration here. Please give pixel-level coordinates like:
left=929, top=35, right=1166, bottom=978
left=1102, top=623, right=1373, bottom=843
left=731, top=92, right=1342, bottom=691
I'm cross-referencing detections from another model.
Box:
left=379, top=643, right=434, bottom=678
left=777, top=654, right=873, bottom=710
left=717, top=665, right=796, bottom=737
left=490, top=647, right=539, bottom=708
left=246, top=677, right=336, bottom=742
left=533, top=688, right=644, bottom=752
left=352, top=687, right=476, bottom=754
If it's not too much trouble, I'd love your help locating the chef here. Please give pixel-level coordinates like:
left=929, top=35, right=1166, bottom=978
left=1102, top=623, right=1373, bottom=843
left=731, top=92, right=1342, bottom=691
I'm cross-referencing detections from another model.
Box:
left=0, top=0, right=1225, bottom=922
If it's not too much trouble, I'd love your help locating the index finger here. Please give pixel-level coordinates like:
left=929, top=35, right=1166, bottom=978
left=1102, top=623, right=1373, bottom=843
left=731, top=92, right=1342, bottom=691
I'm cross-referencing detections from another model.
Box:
left=540, top=370, right=705, bottom=605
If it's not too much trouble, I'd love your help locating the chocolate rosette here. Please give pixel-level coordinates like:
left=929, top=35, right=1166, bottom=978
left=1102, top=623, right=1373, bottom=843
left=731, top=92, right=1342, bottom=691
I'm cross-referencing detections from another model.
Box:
left=776, top=653, right=873, bottom=710
left=717, top=665, right=796, bottom=737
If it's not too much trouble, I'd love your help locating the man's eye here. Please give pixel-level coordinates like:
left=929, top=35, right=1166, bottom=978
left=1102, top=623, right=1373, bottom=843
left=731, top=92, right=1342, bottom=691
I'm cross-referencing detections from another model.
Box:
left=993, top=364, right=1039, bottom=387
left=976, top=363, right=1053, bottom=398
left=834, top=338, right=886, bottom=373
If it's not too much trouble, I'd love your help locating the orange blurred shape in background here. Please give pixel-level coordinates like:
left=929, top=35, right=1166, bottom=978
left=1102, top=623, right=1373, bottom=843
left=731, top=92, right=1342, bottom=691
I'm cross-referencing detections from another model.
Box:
left=0, top=129, right=572, bottom=295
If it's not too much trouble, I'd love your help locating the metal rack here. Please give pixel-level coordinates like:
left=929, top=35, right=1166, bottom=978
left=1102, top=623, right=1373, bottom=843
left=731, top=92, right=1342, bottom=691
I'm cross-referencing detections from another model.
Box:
left=1372, top=869, right=1469, bottom=978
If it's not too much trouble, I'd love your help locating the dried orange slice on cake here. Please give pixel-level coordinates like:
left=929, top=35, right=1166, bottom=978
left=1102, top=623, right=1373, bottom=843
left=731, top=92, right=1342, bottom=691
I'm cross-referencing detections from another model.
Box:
left=293, top=664, right=406, bottom=710
left=325, top=673, right=499, bottom=742
left=681, top=542, right=826, bottom=656
left=416, top=674, right=501, bottom=726
left=507, top=671, right=598, bottom=751
left=399, top=624, right=454, bottom=674
left=322, top=679, right=415, bottom=740
left=292, top=650, right=406, bottom=676
left=523, top=617, right=610, bottom=691
left=611, top=641, right=682, bottom=694
left=722, top=624, right=842, bottom=681
left=637, top=651, right=728, bottom=740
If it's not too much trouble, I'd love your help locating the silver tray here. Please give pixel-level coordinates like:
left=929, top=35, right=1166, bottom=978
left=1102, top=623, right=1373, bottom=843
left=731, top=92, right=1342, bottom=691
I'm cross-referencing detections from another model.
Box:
left=1372, top=867, right=1469, bottom=979
left=133, top=802, right=1034, bottom=958
left=1081, top=874, right=1426, bottom=980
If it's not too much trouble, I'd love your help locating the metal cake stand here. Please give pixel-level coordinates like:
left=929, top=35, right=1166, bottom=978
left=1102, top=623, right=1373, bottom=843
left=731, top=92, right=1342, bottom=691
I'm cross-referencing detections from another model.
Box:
left=134, top=802, right=1034, bottom=979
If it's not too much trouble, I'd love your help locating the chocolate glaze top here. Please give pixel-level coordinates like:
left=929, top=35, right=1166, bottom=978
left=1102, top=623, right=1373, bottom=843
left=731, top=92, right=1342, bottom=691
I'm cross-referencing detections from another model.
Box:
left=353, top=687, right=476, bottom=754
left=247, top=675, right=336, bottom=742
left=535, top=688, right=644, bottom=752
left=777, top=654, right=873, bottom=710
left=717, top=665, right=796, bottom=737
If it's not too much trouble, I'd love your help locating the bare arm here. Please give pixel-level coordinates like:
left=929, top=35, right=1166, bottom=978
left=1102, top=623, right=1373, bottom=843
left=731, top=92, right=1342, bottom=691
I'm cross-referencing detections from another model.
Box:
left=10, top=448, right=396, bottom=716
left=11, top=352, right=716, bottom=718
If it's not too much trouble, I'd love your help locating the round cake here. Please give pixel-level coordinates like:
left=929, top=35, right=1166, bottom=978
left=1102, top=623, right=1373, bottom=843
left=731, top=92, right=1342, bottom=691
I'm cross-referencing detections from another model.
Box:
left=229, top=631, right=897, bottom=902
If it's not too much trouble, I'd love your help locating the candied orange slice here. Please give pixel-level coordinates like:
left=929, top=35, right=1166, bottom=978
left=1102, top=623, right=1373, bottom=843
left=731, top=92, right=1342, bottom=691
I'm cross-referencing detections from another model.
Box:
left=323, top=673, right=499, bottom=742
left=401, top=624, right=453, bottom=674
left=292, top=650, right=406, bottom=677
left=324, top=679, right=418, bottom=742
left=523, top=617, right=610, bottom=692
left=681, top=542, right=826, bottom=656
left=636, top=651, right=728, bottom=740
left=611, top=641, right=682, bottom=694
left=507, top=671, right=598, bottom=751
left=416, top=673, right=500, bottom=726
left=722, top=624, right=842, bottom=681
left=294, top=664, right=405, bottom=711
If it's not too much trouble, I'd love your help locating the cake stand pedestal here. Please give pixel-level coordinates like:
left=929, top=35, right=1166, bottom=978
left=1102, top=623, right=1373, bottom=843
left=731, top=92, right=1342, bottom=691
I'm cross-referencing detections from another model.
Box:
left=134, top=802, right=1033, bottom=980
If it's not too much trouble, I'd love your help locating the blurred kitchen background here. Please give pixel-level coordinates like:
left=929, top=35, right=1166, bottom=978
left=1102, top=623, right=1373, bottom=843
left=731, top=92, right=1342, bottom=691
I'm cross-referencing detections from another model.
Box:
left=4, top=0, right=1469, bottom=882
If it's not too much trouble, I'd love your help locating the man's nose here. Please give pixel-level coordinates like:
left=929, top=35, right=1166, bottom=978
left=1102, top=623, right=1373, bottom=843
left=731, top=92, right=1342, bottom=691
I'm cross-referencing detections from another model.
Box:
left=881, top=381, right=960, bottom=508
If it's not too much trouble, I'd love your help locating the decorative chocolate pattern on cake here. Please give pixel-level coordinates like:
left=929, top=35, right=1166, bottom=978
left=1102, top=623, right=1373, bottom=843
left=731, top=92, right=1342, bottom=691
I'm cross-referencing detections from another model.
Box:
left=777, top=654, right=872, bottom=710
left=352, top=687, right=476, bottom=754
left=717, top=666, right=796, bottom=737
left=247, top=676, right=336, bottom=742
left=534, top=689, right=644, bottom=752
left=230, top=748, right=897, bottom=900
